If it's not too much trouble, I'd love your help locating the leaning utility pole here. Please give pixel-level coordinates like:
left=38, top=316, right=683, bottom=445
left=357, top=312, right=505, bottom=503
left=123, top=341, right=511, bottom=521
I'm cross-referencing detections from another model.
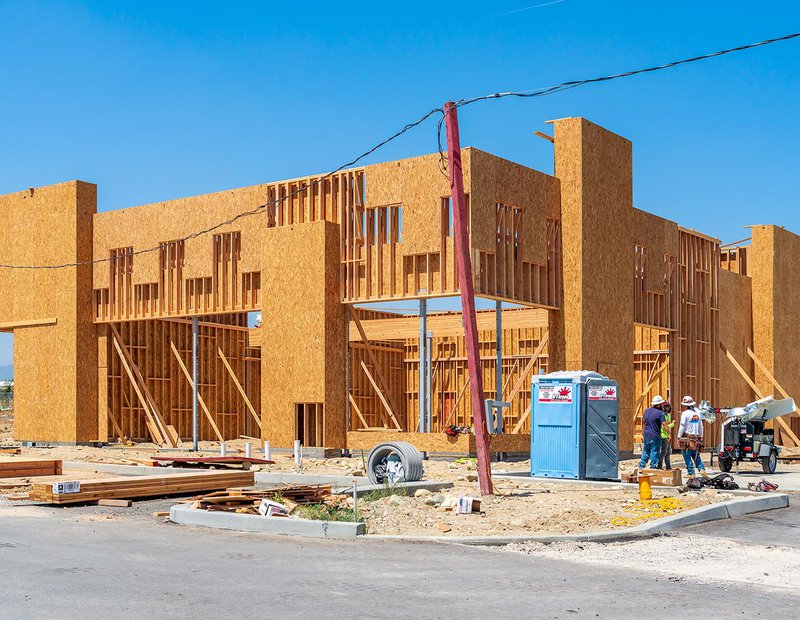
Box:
left=444, top=101, right=493, bottom=495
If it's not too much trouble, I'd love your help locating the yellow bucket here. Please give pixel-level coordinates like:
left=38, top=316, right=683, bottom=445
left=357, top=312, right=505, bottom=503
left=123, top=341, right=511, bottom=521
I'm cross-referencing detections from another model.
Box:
left=638, top=474, right=653, bottom=500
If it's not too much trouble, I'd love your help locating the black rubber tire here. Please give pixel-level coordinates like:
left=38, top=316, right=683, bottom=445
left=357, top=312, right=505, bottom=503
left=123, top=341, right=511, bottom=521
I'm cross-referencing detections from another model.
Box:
left=366, top=441, right=425, bottom=485
left=718, top=456, right=733, bottom=473
left=761, top=452, right=778, bottom=474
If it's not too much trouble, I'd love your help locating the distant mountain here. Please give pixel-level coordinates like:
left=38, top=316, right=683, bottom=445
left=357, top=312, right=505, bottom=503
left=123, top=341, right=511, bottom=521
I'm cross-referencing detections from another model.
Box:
left=0, top=365, right=12, bottom=380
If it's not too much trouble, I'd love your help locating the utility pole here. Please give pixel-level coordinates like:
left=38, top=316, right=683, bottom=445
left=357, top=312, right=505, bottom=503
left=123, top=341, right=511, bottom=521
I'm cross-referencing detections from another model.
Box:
left=192, top=316, right=199, bottom=452
left=444, top=100, right=493, bottom=495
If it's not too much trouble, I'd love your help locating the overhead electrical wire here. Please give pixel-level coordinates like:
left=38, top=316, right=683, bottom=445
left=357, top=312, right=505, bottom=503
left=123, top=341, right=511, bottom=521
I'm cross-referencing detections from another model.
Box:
left=3, top=31, right=799, bottom=270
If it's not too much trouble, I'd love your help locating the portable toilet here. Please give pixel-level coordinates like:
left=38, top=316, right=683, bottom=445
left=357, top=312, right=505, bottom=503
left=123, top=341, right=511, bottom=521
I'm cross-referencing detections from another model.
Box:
left=530, top=370, right=619, bottom=480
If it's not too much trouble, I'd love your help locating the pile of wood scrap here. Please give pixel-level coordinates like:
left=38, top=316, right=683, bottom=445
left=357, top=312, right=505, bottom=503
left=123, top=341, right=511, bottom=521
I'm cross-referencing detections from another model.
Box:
left=150, top=455, right=274, bottom=470
left=186, top=484, right=338, bottom=516
left=0, top=447, right=21, bottom=455
left=0, top=458, right=61, bottom=479
left=28, top=470, right=254, bottom=505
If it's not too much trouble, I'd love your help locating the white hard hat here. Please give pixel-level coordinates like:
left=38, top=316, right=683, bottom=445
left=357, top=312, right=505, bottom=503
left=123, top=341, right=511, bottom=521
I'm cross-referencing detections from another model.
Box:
left=681, top=395, right=696, bottom=407
left=651, top=395, right=666, bottom=407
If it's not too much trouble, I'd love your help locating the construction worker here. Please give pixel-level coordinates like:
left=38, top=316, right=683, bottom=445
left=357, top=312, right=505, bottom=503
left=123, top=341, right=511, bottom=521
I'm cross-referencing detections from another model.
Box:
left=678, top=395, right=708, bottom=479
left=638, top=395, right=668, bottom=471
left=657, top=400, right=675, bottom=470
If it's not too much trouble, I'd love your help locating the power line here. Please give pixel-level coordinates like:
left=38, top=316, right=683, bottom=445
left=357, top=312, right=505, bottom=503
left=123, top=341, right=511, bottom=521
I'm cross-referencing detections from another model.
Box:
left=4, top=31, right=800, bottom=270
left=437, top=31, right=800, bottom=173
left=0, top=106, right=444, bottom=271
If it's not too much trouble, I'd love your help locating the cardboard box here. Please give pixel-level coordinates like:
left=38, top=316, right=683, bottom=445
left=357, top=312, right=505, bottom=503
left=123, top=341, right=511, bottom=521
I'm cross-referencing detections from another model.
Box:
left=642, top=468, right=683, bottom=487
left=457, top=496, right=481, bottom=513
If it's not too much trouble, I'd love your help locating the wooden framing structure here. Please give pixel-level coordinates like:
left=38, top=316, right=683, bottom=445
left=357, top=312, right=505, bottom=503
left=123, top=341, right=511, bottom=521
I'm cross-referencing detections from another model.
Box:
left=2, top=117, right=799, bottom=453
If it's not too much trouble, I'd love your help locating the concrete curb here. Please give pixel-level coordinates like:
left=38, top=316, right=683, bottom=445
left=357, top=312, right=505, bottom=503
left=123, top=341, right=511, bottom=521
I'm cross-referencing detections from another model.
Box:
left=253, top=472, right=370, bottom=486
left=361, top=493, right=790, bottom=546
left=169, top=504, right=365, bottom=539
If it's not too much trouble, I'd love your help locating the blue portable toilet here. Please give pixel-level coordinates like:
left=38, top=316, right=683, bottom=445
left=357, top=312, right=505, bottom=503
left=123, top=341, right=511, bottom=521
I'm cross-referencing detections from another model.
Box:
left=531, top=370, right=619, bottom=480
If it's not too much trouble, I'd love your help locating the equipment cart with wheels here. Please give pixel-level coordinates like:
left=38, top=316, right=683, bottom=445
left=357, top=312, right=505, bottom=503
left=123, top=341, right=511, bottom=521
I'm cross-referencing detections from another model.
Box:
left=706, top=396, right=795, bottom=474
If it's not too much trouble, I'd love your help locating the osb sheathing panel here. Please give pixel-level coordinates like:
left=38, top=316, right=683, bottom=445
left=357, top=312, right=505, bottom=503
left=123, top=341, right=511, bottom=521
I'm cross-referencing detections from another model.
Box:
left=468, top=148, right=560, bottom=264
left=0, top=181, right=98, bottom=442
left=751, top=226, right=800, bottom=438
left=363, top=152, right=455, bottom=256
left=553, top=117, right=635, bottom=450
left=718, top=269, right=754, bottom=407
left=92, top=184, right=269, bottom=287
left=261, top=221, right=346, bottom=448
left=346, top=431, right=531, bottom=455
left=632, top=209, right=679, bottom=260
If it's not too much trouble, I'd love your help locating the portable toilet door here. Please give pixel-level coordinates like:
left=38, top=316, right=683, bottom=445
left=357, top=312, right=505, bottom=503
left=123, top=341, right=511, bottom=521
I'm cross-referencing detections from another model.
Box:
left=530, top=375, right=581, bottom=478
left=580, top=378, right=620, bottom=480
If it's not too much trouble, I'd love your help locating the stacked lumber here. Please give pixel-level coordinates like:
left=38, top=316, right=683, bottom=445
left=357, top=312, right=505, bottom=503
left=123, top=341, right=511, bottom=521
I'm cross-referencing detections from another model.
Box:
left=29, top=470, right=254, bottom=505
left=0, top=458, right=62, bottom=479
left=150, top=455, right=274, bottom=469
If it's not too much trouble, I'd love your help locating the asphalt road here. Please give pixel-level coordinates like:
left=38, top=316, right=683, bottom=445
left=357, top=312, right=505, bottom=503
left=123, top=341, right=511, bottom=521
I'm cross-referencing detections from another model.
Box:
left=0, top=504, right=796, bottom=619
left=680, top=498, right=800, bottom=547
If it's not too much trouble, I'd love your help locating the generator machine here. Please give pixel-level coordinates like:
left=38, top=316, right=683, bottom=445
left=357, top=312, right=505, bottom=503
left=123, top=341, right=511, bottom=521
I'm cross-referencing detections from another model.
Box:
left=699, top=396, right=796, bottom=474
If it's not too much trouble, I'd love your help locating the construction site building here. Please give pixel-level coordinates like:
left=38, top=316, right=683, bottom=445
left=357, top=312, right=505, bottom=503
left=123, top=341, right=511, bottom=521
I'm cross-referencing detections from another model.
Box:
left=1, top=116, right=798, bottom=453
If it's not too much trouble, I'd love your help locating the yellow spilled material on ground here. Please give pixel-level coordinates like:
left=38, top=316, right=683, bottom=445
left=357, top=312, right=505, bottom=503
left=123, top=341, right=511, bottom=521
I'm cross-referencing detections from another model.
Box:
left=611, top=497, right=685, bottom=527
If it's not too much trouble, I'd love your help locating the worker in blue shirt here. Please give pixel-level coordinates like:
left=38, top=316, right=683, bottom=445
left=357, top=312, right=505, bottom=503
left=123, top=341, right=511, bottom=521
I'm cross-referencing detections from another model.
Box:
left=638, top=395, right=669, bottom=471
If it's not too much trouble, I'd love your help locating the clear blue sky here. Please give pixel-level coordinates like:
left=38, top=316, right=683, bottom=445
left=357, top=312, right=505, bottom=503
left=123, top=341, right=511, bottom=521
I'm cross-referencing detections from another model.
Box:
left=0, top=1, right=798, bottom=366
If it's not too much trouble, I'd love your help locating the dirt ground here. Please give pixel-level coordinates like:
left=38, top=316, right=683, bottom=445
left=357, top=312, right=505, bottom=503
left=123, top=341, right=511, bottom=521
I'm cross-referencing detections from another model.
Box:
left=0, top=411, right=753, bottom=537
left=358, top=480, right=724, bottom=536
left=505, top=534, right=800, bottom=591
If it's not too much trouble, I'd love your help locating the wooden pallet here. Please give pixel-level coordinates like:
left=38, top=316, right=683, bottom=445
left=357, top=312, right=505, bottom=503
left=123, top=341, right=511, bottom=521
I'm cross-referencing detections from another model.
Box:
left=0, top=458, right=62, bottom=479
left=29, top=470, right=254, bottom=505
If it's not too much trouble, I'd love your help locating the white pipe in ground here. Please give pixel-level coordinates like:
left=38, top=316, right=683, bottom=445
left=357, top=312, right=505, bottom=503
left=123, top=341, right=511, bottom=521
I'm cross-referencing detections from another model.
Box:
left=294, top=440, right=301, bottom=466
left=220, top=442, right=227, bottom=457
left=264, top=441, right=271, bottom=460
left=245, top=442, right=252, bottom=458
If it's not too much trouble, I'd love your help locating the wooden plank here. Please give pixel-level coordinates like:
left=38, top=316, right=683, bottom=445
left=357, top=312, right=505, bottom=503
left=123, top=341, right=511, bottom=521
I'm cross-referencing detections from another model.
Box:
left=511, top=402, right=533, bottom=434
left=0, top=317, right=57, bottom=331
left=30, top=470, right=254, bottom=505
left=633, top=353, right=665, bottom=420
left=110, top=324, right=168, bottom=446
left=218, top=347, right=262, bottom=431
left=504, top=330, right=549, bottom=405
left=348, top=307, right=547, bottom=341
left=721, top=342, right=799, bottom=448
left=348, top=393, right=371, bottom=430
left=351, top=312, right=402, bottom=430
left=359, top=360, right=402, bottom=431
left=170, top=340, right=224, bottom=442
left=443, top=379, right=469, bottom=427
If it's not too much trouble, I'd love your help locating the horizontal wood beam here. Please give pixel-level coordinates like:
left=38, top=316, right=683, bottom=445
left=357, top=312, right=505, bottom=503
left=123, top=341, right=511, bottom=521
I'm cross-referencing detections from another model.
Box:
left=349, top=307, right=548, bottom=342
left=0, top=317, right=57, bottom=331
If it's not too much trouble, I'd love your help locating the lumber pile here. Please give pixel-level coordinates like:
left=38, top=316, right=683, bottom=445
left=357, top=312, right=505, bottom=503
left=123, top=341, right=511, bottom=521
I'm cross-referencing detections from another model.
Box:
left=150, top=455, right=274, bottom=470
left=188, top=484, right=335, bottom=515
left=29, top=470, right=254, bottom=505
left=0, top=458, right=62, bottom=479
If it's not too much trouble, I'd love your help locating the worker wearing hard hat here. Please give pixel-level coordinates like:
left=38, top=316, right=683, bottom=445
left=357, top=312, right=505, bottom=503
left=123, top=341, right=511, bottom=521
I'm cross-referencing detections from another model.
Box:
left=657, top=400, right=675, bottom=470
left=677, top=395, right=708, bottom=479
left=638, top=395, right=669, bottom=471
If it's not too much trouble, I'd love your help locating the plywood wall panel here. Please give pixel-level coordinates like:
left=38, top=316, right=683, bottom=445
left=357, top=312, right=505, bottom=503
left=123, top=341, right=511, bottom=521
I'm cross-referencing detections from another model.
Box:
left=0, top=181, right=98, bottom=442
left=262, top=221, right=346, bottom=448
left=553, top=117, right=635, bottom=450
left=718, top=269, right=754, bottom=407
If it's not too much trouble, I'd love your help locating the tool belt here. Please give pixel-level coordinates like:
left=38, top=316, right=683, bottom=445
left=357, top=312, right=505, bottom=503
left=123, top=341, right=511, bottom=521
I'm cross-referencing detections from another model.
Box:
left=679, top=434, right=703, bottom=450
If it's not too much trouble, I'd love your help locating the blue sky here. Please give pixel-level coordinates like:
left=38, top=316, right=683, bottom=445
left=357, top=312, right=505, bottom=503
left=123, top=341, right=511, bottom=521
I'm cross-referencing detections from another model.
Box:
left=0, top=1, right=798, bottom=366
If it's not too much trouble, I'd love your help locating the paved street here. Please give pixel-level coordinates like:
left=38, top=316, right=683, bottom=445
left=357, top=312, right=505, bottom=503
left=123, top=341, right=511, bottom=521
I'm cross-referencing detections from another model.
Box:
left=0, top=503, right=796, bottom=619
left=681, top=498, right=800, bottom=547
